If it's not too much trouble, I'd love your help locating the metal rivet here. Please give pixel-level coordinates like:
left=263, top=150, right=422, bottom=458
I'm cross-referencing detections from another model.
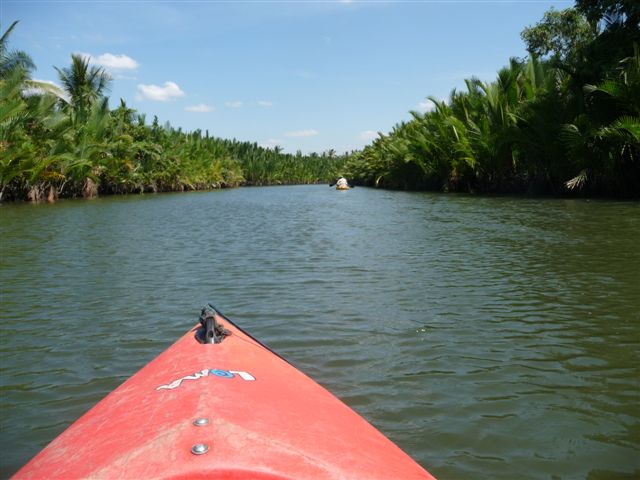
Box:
left=193, top=418, right=209, bottom=426
left=191, top=443, right=209, bottom=455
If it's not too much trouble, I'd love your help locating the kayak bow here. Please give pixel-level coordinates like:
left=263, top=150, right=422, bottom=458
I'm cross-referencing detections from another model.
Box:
left=14, top=305, right=436, bottom=479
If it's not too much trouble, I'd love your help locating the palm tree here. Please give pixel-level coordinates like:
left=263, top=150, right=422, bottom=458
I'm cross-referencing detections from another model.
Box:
left=52, top=97, right=112, bottom=198
left=563, top=43, right=640, bottom=194
left=55, top=53, right=111, bottom=124
left=0, top=21, right=35, bottom=79
left=1, top=21, right=63, bottom=98
left=1, top=22, right=66, bottom=201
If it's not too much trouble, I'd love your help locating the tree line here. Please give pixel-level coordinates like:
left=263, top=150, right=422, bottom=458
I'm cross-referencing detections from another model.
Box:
left=0, top=23, right=347, bottom=202
left=2, top=1, right=638, bottom=202
left=344, top=1, right=639, bottom=196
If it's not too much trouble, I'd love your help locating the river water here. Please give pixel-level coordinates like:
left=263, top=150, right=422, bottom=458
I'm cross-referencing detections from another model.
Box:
left=1, top=185, right=638, bottom=479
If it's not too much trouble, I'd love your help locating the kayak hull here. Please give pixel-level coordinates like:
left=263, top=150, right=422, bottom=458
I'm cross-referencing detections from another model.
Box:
left=336, top=185, right=350, bottom=190
left=14, top=313, right=435, bottom=479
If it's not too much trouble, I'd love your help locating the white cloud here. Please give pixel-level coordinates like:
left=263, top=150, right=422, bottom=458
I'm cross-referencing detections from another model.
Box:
left=417, top=99, right=438, bottom=112
left=78, top=52, right=139, bottom=71
left=258, top=100, right=273, bottom=107
left=360, top=130, right=378, bottom=140
left=285, top=129, right=319, bottom=138
left=137, top=81, right=185, bottom=101
left=93, top=53, right=139, bottom=70
left=225, top=100, right=243, bottom=108
left=185, top=103, right=213, bottom=112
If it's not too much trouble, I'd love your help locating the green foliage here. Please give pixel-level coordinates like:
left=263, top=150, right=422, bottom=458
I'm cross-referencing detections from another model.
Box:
left=575, top=0, right=640, bottom=28
left=0, top=22, right=347, bottom=202
left=521, top=8, right=595, bottom=64
left=55, top=54, right=112, bottom=125
left=348, top=6, right=639, bottom=197
left=4, top=3, right=637, bottom=201
left=1, top=21, right=35, bottom=79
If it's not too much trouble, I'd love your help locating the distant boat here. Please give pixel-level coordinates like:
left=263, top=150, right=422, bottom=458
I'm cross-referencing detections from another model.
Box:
left=332, top=177, right=351, bottom=190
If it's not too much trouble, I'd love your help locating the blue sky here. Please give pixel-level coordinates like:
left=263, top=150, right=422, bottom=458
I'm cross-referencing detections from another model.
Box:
left=4, top=0, right=571, bottom=154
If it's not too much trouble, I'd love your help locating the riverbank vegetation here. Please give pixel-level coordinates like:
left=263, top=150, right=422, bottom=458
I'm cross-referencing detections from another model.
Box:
left=2, top=1, right=638, bottom=202
left=345, top=1, right=639, bottom=197
left=0, top=24, right=346, bottom=202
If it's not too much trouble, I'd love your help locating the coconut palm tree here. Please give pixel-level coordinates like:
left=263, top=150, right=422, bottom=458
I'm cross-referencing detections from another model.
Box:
left=0, top=21, right=35, bottom=79
left=1, top=21, right=65, bottom=99
left=55, top=53, right=111, bottom=124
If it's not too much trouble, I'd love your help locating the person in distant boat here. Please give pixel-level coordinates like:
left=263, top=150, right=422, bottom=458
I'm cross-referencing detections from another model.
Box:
left=336, top=177, right=349, bottom=189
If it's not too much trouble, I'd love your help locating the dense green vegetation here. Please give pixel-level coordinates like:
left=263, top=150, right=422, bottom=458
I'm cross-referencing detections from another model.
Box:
left=345, top=1, right=639, bottom=196
left=2, top=1, right=638, bottom=202
left=0, top=24, right=345, bottom=202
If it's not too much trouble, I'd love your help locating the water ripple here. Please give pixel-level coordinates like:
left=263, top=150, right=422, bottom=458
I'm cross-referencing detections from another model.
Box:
left=1, top=187, right=639, bottom=479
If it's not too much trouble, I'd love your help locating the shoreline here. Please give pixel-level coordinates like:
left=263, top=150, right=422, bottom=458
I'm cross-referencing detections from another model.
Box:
left=2, top=180, right=638, bottom=205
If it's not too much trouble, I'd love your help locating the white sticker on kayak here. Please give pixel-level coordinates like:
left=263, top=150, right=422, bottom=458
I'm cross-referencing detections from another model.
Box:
left=156, top=369, right=255, bottom=390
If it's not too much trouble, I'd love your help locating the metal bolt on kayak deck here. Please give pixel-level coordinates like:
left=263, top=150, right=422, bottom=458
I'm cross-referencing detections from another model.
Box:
left=191, top=443, right=209, bottom=455
left=193, top=418, right=209, bottom=426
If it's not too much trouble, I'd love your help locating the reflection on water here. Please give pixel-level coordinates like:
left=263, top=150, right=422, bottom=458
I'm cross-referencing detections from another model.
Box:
left=1, top=186, right=639, bottom=479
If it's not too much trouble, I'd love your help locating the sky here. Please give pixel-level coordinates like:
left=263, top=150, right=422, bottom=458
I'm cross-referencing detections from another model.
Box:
left=3, top=0, right=572, bottom=154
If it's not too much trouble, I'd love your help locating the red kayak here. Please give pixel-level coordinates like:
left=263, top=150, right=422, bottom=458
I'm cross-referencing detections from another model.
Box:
left=14, top=305, right=436, bottom=479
